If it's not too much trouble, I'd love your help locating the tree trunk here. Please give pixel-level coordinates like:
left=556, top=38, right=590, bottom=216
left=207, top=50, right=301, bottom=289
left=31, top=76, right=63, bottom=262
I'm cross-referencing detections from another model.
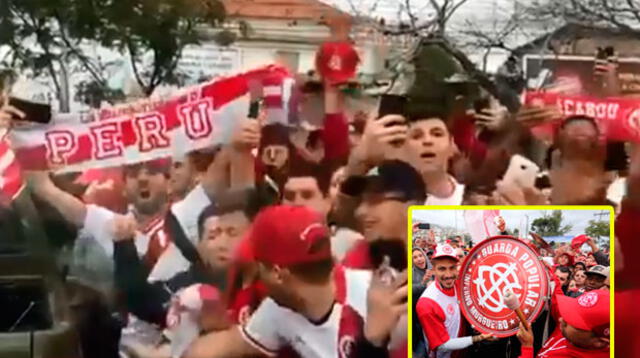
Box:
left=58, top=59, right=70, bottom=113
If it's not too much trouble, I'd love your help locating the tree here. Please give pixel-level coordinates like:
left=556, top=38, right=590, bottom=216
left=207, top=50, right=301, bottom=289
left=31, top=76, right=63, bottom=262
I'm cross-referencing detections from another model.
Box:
left=0, top=0, right=225, bottom=110
left=530, top=210, right=573, bottom=237
left=460, top=9, right=522, bottom=72
left=83, top=0, right=226, bottom=96
left=521, top=0, right=640, bottom=39
left=585, top=219, right=610, bottom=239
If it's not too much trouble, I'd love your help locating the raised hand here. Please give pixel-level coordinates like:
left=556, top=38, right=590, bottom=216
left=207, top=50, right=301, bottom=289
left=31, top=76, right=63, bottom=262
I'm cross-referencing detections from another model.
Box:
left=231, top=118, right=261, bottom=151
left=474, top=99, right=510, bottom=131
left=354, top=114, right=408, bottom=165
left=111, top=213, right=137, bottom=242
left=0, top=102, right=25, bottom=128
left=365, top=269, right=407, bottom=347
left=516, top=322, right=534, bottom=347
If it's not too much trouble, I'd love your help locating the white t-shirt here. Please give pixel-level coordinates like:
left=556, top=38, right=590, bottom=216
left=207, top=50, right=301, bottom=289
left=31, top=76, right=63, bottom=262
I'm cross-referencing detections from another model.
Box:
left=417, top=282, right=461, bottom=358
left=82, top=184, right=212, bottom=281
left=147, top=184, right=213, bottom=282
left=424, top=177, right=465, bottom=206
left=240, top=269, right=372, bottom=358
left=82, top=205, right=164, bottom=259
left=170, top=184, right=211, bottom=245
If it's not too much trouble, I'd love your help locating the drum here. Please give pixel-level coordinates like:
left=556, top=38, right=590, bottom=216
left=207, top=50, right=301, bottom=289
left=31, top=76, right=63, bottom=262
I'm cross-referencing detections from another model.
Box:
left=457, top=235, right=551, bottom=337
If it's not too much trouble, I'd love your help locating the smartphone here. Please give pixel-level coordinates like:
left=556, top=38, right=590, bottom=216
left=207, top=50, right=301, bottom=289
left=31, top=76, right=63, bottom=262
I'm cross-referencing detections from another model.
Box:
left=248, top=101, right=261, bottom=119
left=378, top=94, right=407, bottom=120
left=378, top=256, right=398, bottom=286
left=473, top=97, right=491, bottom=113
left=503, top=154, right=540, bottom=189
left=8, top=97, right=52, bottom=124
left=534, top=173, right=552, bottom=190
left=605, top=46, right=615, bottom=58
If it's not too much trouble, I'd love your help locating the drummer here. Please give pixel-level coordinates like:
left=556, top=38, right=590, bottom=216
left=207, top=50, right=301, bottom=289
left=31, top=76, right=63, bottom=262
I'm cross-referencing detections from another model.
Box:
left=415, top=244, right=496, bottom=358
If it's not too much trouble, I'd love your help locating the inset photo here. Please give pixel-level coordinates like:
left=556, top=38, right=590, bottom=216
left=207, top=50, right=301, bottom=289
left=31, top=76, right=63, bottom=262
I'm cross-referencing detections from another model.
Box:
left=410, top=206, right=612, bottom=358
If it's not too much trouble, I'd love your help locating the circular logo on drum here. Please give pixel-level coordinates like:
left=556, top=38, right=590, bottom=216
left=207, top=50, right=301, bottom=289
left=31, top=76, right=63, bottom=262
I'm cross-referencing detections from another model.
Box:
left=458, top=236, right=549, bottom=337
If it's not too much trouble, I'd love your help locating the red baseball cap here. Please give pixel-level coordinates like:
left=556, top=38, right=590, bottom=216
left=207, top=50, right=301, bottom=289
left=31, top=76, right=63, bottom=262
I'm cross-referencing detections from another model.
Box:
left=571, top=234, right=591, bottom=250
left=557, top=252, right=575, bottom=266
left=315, top=41, right=359, bottom=85
left=234, top=234, right=255, bottom=264
left=432, top=244, right=458, bottom=261
left=557, top=290, right=610, bottom=337
left=249, top=205, right=331, bottom=266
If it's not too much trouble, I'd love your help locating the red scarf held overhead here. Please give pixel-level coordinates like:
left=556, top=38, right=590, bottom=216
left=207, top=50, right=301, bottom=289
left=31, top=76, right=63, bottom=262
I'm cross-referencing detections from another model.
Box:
left=9, top=65, right=292, bottom=174
left=524, top=91, right=640, bottom=143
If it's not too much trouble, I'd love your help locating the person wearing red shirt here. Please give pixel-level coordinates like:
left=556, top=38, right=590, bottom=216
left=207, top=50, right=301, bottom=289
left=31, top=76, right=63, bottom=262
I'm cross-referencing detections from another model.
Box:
left=517, top=289, right=609, bottom=358
left=416, top=244, right=495, bottom=358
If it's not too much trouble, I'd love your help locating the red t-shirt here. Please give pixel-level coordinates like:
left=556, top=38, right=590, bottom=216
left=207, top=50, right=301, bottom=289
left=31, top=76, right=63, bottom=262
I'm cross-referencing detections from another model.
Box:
left=615, top=289, right=640, bottom=358
left=615, top=200, right=640, bottom=288
left=341, top=240, right=373, bottom=270
left=518, top=327, right=608, bottom=358
left=322, top=113, right=349, bottom=161
left=227, top=281, right=267, bottom=326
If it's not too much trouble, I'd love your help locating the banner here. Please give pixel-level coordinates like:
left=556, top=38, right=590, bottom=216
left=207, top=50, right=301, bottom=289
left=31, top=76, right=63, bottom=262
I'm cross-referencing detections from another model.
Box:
left=524, top=91, right=640, bottom=143
left=464, top=210, right=500, bottom=244
left=458, top=236, right=550, bottom=337
left=9, top=65, right=292, bottom=173
left=0, top=139, right=24, bottom=201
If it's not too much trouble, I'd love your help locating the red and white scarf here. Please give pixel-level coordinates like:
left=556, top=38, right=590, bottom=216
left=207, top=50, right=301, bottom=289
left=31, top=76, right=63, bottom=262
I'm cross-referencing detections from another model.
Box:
left=0, top=138, right=24, bottom=201
left=524, top=91, right=640, bottom=143
left=8, top=65, right=292, bottom=174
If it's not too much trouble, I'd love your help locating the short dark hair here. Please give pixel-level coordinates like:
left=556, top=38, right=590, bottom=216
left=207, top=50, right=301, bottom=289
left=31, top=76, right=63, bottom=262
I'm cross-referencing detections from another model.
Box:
left=197, top=204, right=219, bottom=240
left=574, top=262, right=587, bottom=271
left=188, top=148, right=220, bottom=172
left=286, top=159, right=332, bottom=196
left=559, top=115, right=600, bottom=134
left=197, top=186, right=277, bottom=239
left=406, top=108, right=449, bottom=126
left=555, top=265, right=572, bottom=276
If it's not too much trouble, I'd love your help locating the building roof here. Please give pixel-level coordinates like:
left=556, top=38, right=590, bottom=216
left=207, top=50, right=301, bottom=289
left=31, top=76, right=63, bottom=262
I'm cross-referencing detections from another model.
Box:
left=513, top=23, right=640, bottom=57
left=221, top=0, right=350, bottom=21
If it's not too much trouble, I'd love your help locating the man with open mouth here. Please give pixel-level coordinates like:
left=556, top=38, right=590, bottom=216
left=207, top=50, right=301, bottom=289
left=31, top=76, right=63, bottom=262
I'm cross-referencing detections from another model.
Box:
left=406, top=112, right=465, bottom=206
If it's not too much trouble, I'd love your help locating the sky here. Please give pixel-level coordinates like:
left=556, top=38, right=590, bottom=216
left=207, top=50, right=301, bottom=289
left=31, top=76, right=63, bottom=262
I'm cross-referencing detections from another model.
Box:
left=412, top=209, right=610, bottom=237
left=320, top=0, right=550, bottom=72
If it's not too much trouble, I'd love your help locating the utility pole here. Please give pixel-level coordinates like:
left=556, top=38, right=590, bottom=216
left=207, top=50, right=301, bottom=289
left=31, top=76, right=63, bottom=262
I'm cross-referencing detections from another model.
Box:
left=593, top=211, right=608, bottom=222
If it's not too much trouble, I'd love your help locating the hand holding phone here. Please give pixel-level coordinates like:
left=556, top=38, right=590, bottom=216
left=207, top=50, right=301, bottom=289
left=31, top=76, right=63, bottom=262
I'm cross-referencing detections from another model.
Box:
left=378, top=94, right=407, bottom=120
left=502, top=154, right=540, bottom=189
left=377, top=95, right=408, bottom=147
left=7, top=97, right=51, bottom=124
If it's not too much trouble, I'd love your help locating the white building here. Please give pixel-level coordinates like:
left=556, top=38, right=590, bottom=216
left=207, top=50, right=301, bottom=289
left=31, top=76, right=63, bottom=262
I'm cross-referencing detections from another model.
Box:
left=205, top=0, right=352, bottom=74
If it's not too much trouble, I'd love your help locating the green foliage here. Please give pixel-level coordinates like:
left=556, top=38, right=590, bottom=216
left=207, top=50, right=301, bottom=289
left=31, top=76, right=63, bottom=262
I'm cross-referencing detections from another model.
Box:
left=0, top=0, right=226, bottom=107
left=585, top=220, right=610, bottom=239
left=407, top=42, right=480, bottom=121
left=74, top=79, right=125, bottom=108
left=530, top=210, right=573, bottom=237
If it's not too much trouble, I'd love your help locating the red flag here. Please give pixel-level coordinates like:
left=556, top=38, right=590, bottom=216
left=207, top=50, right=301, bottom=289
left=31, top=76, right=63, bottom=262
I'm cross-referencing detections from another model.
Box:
left=464, top=210, right=500, bottom=244
left=0, top=138, right=25, bottom=201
